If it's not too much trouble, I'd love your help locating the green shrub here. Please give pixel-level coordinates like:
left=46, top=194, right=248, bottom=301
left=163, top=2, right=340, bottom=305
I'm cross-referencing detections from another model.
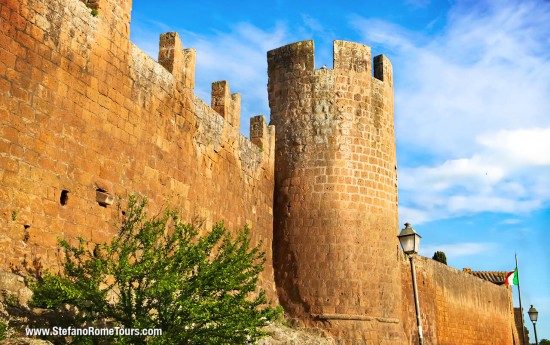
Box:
left=31, top=195, right=278, bottom=344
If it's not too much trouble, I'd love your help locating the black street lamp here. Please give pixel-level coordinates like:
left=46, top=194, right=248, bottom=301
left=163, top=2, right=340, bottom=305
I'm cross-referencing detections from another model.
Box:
left=398, top=223, right=423, bottom=345
left=528, top=305, right=539, bottom=345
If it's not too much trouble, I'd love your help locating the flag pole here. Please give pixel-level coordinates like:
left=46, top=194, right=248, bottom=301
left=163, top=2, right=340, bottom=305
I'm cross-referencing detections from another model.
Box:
left=516, top=253, right=527, bottom=344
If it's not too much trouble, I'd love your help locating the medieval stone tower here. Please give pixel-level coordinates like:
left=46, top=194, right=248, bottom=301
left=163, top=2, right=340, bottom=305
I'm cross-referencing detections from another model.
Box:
left=268, top=40, right=403, bottom=343
left=0, top=1, right=522, bottom=342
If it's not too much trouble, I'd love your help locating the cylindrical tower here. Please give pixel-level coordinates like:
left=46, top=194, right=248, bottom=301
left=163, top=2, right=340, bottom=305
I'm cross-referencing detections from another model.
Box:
left=268, top=40, right=403, bottom=343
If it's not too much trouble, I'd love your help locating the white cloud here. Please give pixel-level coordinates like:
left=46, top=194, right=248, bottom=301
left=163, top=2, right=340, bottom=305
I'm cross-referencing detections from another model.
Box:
left=499, top=218, right=522, bottom=225
left=352, top=0, right=550, bottom=224
left=478, top=128, right=550, bottom=167
left=352, top=0, right=550, bottom=158
left=398, top=206, right=431, bottom=225
left=400, top=155, right=505, bottom=193
left=421, top=242, right=498, bottom=259
left=399, top=127, right=550, bottom=223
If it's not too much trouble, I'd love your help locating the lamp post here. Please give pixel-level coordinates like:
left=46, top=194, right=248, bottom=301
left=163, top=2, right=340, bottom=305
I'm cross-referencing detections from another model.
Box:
left=398, top=223, right=423, bottom=345
left=528, top=305, right=539, bottom=345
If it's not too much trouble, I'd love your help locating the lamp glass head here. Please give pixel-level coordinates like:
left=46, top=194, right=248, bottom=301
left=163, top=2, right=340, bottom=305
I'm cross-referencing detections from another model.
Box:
left=398, top=223, right=421, bottom=254
left=528, top=305, right=538, bottom=323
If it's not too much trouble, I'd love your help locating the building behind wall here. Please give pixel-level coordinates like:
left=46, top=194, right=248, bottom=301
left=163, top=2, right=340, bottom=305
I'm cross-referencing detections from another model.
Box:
left=0, top=0, right=522, bottom=343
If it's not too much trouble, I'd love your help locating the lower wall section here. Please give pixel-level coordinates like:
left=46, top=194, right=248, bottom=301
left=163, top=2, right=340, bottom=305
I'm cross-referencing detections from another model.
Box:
left=401, top=255, right=520, bottom=345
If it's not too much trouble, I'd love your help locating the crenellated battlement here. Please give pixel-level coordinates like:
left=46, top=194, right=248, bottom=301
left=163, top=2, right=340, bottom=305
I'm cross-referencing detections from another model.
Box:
left=143, top=30, right=269, bottom=155
left=267, top=40, right=315, bottom=82
left=267, top=40, right=392, bottom=86
left=333, top=40, right=371, bottom=73
left=158, top=32, right=196, bottom=89
left=374, top=54, right=393, bottom=87
left=211, top=81, right=241, bottom=129
left=250, top=115, right=275, bottom=153
left=155, top=32, right=270, bottom=148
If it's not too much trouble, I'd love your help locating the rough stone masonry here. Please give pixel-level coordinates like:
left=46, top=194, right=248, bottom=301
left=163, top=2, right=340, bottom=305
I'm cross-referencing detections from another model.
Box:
left=0, top=0, right=521, bottom=343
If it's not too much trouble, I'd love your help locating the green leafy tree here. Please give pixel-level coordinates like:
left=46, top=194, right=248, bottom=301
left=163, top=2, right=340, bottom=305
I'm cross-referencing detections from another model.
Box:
left=30, top=195, right=279, bottom=344
left=432, top=251, right=447, bottom=265
left=538, top=339, right=550, bottom=345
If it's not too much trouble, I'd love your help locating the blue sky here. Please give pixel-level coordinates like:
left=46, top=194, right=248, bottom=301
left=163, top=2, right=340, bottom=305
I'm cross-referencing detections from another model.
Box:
left=129, top=0, right=550, bottom=339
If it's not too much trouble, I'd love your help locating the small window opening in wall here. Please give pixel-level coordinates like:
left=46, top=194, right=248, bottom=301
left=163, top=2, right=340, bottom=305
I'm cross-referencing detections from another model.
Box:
left=60, top=190, right=69, bottom=206
left=24, top=225, right=30, bottom=230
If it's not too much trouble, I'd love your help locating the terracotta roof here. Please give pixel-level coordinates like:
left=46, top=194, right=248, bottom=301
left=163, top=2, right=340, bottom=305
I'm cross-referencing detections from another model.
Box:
left=463, top=268, right=509, bottom=285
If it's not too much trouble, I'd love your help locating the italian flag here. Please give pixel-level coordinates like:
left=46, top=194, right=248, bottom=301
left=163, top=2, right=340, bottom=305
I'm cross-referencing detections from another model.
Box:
left=505, top=268, right=519, bottom=286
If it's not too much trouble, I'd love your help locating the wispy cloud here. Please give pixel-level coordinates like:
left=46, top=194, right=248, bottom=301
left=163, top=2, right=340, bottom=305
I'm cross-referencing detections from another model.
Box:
left=399, top=127, right=550, bottom=223
left=353, top=0, right=550, bottom=224
left=176, top=22, right=289, bottom=118
left=131, top=20, right=290, bottom=130
left=353, top=0, right=550, bottom=158
left=421, top=242, right=499, bottom=259
left=301, top=15, right=326, bottom=35
left=404, top=0, right=431, bottom=9
left=488, top=224, right=533, bottom=241
left=499, top=218, right=522, bottom=225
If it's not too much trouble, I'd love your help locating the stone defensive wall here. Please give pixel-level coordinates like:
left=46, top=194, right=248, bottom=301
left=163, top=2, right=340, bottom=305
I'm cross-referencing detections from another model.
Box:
left=0, top=0, right=277, bottom=299
left=268, top=40, right=402, bottom=343
left=0, top=0, right=521, bottom=343
left=400, top=256, right=520, bottom=345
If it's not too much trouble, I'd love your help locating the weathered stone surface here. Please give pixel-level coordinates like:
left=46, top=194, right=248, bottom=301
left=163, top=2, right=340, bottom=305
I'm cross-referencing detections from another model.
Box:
left=0, top=321, right=333, bottom=345
left=400, top=256, right=521, bottom=345
left=0, top=272, right=32, bottom=306
left=0, top=0, right=276, bottom=302
left=269, top=40, right=402, bottom=344
left=258, top=323, right=335, bottom=345
left=0, top=0, right=520, bottom=344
